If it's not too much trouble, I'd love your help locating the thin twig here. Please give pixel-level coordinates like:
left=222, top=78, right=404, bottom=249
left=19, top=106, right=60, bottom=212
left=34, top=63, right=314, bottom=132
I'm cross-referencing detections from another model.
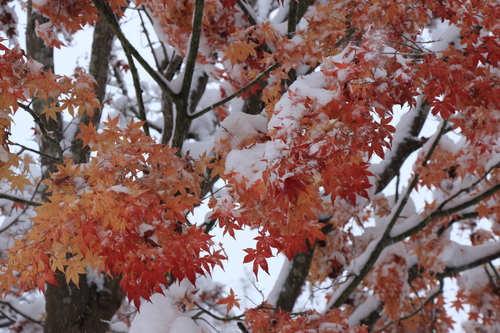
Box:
left=192, top=302, right=245, bottom=322
left=189, top=63, right=280, bottom=120
left=376, top=280, right=443, bottom=332
left=437, top=160, right=500, bottom=212
left=0, top=193, right=41, bottom=207
left=110, top=61, right=162, bottom=132
left=123, top=50, right=150, bottom=136
left=330, top=120, right=449, bottom=308
left=392, top=182, right=500, bottom=242
left=0, top=300, right=44, bottom=326
left=11, top=142, right=58, bottom=161
left=17, top=103, right=63, bottom=163
left=137, top=9, right=162, bottom=71
left=91, top=0, right=177, bottom=102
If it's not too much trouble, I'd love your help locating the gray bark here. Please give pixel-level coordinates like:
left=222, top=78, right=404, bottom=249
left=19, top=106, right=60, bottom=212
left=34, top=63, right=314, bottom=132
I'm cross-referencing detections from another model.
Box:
left=71, top=19, right=116, bottom=163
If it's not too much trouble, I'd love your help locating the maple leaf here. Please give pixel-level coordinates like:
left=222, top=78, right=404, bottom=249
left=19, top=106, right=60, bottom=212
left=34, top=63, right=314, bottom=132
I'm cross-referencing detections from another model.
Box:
left=10, top=175, right=31, bottom=192
left=221, top=0, right=236, bottom=8
left=215, top=288, right=241, bottom=314
left=74, top=122, right=97, bottom=148
left=40, top=102, right=62, bottom=122
left=284, top=177, right=307, bottom=205
left=35, top=21, right=65, bottom=49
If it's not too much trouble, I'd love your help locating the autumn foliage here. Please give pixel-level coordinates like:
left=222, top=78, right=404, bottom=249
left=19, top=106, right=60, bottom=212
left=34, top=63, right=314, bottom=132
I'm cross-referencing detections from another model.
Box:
left=0, top=0, right=500, bottom=331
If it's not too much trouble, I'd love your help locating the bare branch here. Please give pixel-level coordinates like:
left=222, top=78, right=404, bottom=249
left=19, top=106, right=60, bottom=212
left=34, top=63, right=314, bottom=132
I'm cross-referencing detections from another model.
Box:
left=91, top=0, right=177, bottom=102
left=0, top=300, right=44, bottom=326
left=189, top=63, right=280, bottom=120
left=330, top=120, right=449, bottom=309
left=391, top=182, right=500, bottom=242
left=137, top=8, right=162, bottom=71
left=11, top=142, right=58, bottom=161
left=0, top=193, right=41, bottom=207
left=17, top=103, right=63, bottom=163
left=374, top=97, right=430, bottom=193
left=376, top=280, right=444, bottom=332
left=179, top=0, right=205, bottom=99
left=123, top=50, right=150, bottom=136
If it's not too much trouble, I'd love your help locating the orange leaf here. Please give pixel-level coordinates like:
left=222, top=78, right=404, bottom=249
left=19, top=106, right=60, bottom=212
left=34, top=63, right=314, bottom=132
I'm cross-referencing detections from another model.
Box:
left=215, top=288, right=241, bottom=314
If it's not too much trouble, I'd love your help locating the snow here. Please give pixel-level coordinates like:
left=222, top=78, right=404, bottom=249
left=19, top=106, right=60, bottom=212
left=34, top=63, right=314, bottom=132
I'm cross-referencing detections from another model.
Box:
left=110, top=185, right=131, bottom=194
left=215, top=112, right=267, bottom=151
left=348, top=294, right=380, bottom=326
left=138, top=223, right=154, bottom=236
left=86, top=267, right=105, bottom=291
left=0, top=145, right=9, bottom=163
left=439, top=241, right=500, bottom=269
left=486, top=151, right=500, bottom=170
left=31, top=0, right=48, bottom=7
left=267, top=71, right=338, bottom=144
left=370, top=96, right=426, bottom=178
left=266, top=259, right=292, bottom=306
left=425, top=19, right=462, bottom=52
left=129, top=281, right=206, bottom=333
left=457, top=266, right=490, bottom=294
left=389, top=214, right=422, bottom=238
left=182, top=140, right=214, bottom=159
left=319, top=322, right=345, bottom=332
left=225, top=143, right=267, bottom=183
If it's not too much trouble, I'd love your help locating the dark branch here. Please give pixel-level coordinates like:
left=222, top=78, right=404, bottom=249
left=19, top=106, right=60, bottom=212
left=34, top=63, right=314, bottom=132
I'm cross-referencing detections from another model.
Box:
left=189, top=63, right=280, bottom=120
left=0, top=193, right=41, bottom=207
left=123, top=50, right=150, bottom=136
left=330, top=121, right=449, bottom=309
left=375, top=98, right=430, bottom=193
left=17, top=103, right=63, bottom=163
left=91, top=0, right=177, bottom=102
left=11, top=142, right=58, bottom=161
left=179, top=0, right=205, bottom=99
left=0, top=300, right=44, bottom=326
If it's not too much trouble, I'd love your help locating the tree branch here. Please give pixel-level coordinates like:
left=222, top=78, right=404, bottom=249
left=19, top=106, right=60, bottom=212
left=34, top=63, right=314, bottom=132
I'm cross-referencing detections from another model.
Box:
left=0, top=193, right=41, bottom=207
left=391, top=182, right=500, bottom=242
left=189, top=63, right=280, bottom=120
left=329, top=120, right=449, bottom=309
left=91, top=0, right=177, bottom=102
left=137, top=8, right=162, bottom=71
left=376, top=280, right=444, bottom=332
left=192, top=302, right=245, bottom=322
left=17, top=103, right=63, bottom=163
left=11, top=142, right=58, bottom=161
left=123, top=49, right=150, bottom=136
left=374, top=97, right=430, bottom=193
left=0, top=300, right=44, bottom=326
left=179, top=0, right=205, bottom=99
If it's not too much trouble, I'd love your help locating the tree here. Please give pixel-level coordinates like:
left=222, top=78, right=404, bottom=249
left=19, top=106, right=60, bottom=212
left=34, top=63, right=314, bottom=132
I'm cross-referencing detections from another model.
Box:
left=0, top=0, right=499, bottom=331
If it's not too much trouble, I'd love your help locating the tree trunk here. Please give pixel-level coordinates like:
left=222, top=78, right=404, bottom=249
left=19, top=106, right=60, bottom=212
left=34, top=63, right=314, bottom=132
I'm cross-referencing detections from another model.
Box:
left=26, top=2, right=124, bottom=332
left=44, top=274, right=122, bottom=333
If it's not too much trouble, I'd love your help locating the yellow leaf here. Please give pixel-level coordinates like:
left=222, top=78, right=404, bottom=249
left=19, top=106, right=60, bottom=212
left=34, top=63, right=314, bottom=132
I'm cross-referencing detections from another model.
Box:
left=65, top=262, right=87, bottom=286
left=40, top=102, right=62, bottom=122
left=10, top=174, right=31, bottom=192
